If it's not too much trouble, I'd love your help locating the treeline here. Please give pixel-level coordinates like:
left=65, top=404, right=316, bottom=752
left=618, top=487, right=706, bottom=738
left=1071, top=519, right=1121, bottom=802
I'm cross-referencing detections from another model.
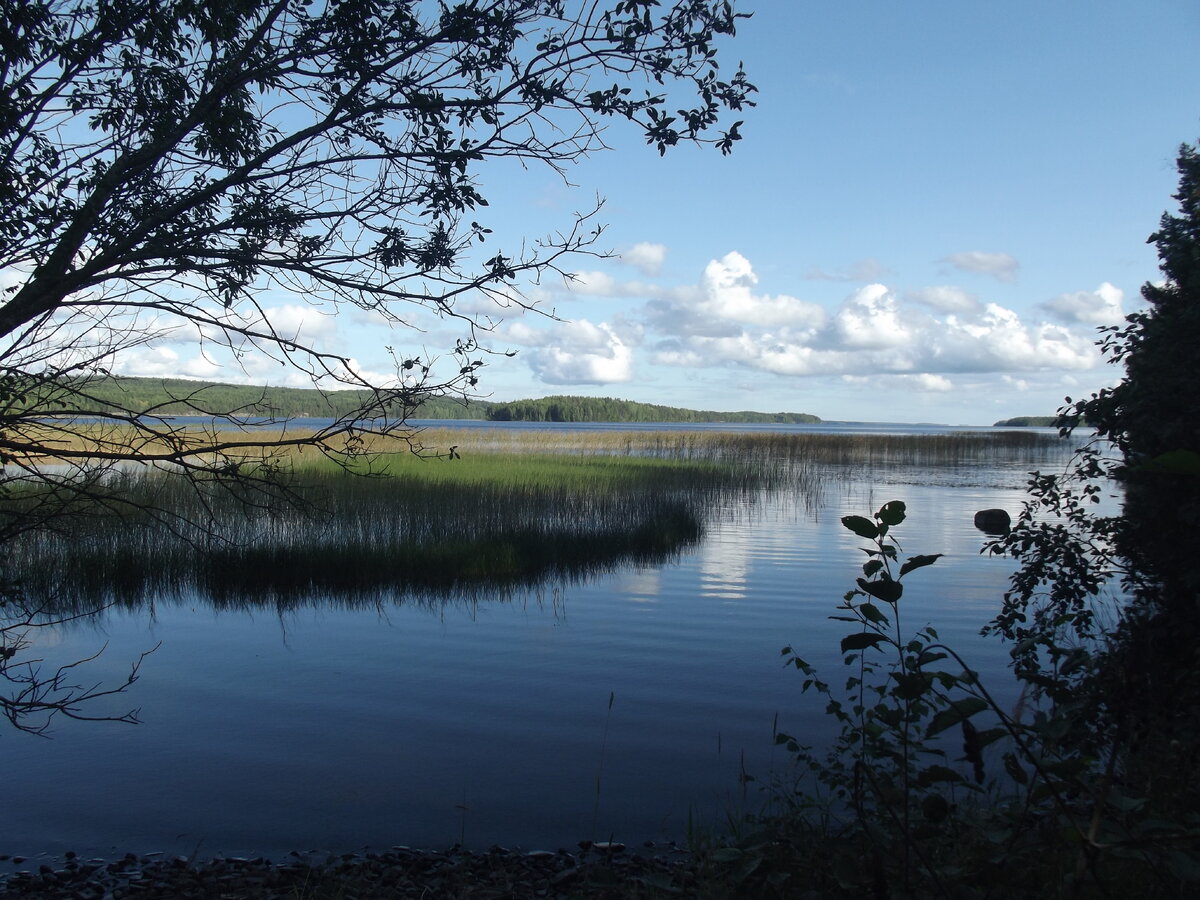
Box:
left=993, top=416, right=1059, bottom=427
left=60, top=378, right=821, bottom=424
left=62, top=377, right=487, bottom=420
left=487, top=395, right=820, bottom=424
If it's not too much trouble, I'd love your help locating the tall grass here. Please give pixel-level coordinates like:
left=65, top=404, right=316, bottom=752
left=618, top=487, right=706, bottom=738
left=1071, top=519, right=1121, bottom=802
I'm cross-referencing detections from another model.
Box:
left=402, top=426, right=1065, bottom=467
left=6, top=450, right=764, bottom=611
left=3, top=428, right=1069, bottom=612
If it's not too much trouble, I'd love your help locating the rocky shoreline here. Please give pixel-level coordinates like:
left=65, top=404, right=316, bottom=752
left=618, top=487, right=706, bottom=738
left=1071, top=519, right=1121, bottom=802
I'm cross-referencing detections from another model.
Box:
left=0, top=841, right=706, bottom=898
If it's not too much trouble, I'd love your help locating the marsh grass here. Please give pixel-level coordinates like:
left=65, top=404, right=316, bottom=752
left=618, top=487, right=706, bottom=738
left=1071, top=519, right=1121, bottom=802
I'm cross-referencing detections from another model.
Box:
left=5, top=421, right=1063, bottom=462
left=6, top=449, right=763, bottom=611
left=402, top=426, right=1063, bottom=466
left=4, top=427, right=1068, bottom=612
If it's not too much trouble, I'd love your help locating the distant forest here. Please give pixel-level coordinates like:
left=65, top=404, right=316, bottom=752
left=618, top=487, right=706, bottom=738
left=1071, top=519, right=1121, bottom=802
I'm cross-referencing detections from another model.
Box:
left=65, top=378, right=823, bottom=425
left=993, top=416, right=1060, bottom=427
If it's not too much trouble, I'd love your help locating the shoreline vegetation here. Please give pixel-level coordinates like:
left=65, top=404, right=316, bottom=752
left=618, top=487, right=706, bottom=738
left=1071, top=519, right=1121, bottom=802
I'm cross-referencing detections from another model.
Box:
left=992, top=415, right=1059, bottom=427
left=64, top=376, right=825, bottom=424
left=2, top=427, right=1074, bottom=898
left=3, top=427, right=1066, bottom=612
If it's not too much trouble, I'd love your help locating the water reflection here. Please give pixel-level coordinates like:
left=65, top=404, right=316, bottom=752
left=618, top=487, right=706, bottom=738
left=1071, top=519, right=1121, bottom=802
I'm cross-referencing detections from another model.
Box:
left=0, top=429, right=1077, bottom=861
left=8, top=472, right=757, bottom=615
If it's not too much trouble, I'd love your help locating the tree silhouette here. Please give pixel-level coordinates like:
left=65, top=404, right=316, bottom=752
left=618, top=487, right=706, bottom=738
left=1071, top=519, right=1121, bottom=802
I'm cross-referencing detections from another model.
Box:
left=1, top=0, right=752, bottom=481
left=0, top=0, right=753, bottom=731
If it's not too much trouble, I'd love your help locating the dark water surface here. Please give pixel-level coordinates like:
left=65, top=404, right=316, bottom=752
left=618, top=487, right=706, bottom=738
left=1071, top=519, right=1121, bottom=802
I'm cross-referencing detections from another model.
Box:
left=1, top=424, right=1067, bottom=862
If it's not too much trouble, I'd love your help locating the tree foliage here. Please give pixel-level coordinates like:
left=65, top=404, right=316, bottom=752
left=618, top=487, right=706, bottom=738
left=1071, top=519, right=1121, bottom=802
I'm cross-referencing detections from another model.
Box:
left=0, top=0, right=753, bottom=490
left=989, top=141, right=1200, bottom=818
left=0, top=0, right=754, bottom=732
left=485, top=394, right=820, bottom=423
left=37, top=376, right=824, bottom=424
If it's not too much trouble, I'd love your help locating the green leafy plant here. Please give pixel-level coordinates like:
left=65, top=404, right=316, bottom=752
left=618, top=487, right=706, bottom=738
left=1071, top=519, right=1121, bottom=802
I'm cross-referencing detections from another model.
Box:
left=712, top=500, right=1200, bottom=898
left=773, top=500, right=1002, bottom=895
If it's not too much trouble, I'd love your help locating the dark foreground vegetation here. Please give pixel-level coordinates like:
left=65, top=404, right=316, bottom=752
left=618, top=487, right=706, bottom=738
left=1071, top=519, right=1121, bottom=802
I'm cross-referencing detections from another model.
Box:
left=1, top=843, right=706, bottom=899
left=686, top=143, right=1200, bottom=898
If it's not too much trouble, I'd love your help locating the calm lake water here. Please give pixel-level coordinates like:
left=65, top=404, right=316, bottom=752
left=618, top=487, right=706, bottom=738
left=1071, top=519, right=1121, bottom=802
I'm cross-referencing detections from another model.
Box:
left=1, top=422, right=1070, bottom=863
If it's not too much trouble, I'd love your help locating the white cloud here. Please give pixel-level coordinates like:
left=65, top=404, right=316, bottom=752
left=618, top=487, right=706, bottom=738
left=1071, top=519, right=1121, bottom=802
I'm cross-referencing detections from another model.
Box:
left=565, top=270, right=620, bottom=295
left=112, top=346, right=225, bottom=380
left=933, top=303, right=1098, bottom=371
left=657, top=251, right=827, bottom=335
left=259, top=303, right=339, bottom=342
left=1040, top=282, right=1125, bottom=325
left=562, top=270, right=662, bottom=299
left=835, top=284, right=915, bottom=350
left=940, top=251, right=1019, bottom=283
left=621, top=242, right=667, bottom=277
left=906, top=285, right=981, bottom=314
left=652, top=273, right=1101, bottom=379
left=911, top=373, right=953, bottom=392
left=524, top=320, right=635, bottom=385
left=490, top=252, right=1114, bottom=400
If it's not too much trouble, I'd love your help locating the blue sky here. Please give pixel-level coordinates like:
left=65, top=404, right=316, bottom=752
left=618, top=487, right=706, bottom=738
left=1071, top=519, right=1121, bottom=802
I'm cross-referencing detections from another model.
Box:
left=117, top=1, right=1200, bottom=424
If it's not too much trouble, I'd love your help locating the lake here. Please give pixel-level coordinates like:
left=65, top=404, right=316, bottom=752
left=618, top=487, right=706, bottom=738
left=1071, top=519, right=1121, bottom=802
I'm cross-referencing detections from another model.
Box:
left=0, top=422, right=1070, bottom=864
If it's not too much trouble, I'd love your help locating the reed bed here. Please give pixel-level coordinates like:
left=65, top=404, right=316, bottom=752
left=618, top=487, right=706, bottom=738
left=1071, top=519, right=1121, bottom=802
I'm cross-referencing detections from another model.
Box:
left=6, top=420, right=1066, bottom=469
left=5, top=450, right=765, bottom=611
left=3, top=426, right=1068, bottom=611
left=393, top=425, right=1067, bottom=468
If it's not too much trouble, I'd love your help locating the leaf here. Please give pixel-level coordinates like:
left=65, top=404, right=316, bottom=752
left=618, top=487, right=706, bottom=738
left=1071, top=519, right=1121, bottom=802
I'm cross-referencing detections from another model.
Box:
left=858, top=576, right=902, bottom=604
left=926, top=697, right=989, bottom=737
left=891, top=671, right=933, bottom=700
left=841, top=632, right=888, bottom=653
left=900, top=553, right=943, bottom=576
left=1003, top=751, right=1028, bottom=785
left=859, top=603, right=889, bottom=625
left=921, top=793, right=950, bottom=822
left=877, top=500, right=906, bottom=526
left=974, top=727, right=1007, bottom=749
left=917, top=764, right=966, bottom=787
left=862, top=559, right=884, bottom=577
left=842, top=515, right=878, bottom=539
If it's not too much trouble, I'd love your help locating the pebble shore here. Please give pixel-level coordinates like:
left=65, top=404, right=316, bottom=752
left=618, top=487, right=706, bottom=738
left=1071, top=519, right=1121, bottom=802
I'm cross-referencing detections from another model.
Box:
left=0, top=841, right=703, bottom=898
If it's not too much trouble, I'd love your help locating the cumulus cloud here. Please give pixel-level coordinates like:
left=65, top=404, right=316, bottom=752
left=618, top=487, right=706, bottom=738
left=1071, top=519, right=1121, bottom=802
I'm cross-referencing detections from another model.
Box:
left=940, top=251, right=1019, bottom=283
left=906, top=286, right=981, bottom=314
left=112, top=346, right=224, bottom=379
left=652, top=275, right=1099, bottom=379
left=259, top=303, right=339, bottom=341
left=520, top=319, right=635, bottom=385
left=499, top=250, right=1113, bottom=394
left=646, top=252, right=827, bottom=338
left=930, top=303, right=1098, bottom=371
left=805, top=258, right=891, bottom=282
left=1040, top=282, right=1125, bottom=325
left=620, top=242, right=667, bottom=277
left=835, top=284, right=915, bottom=350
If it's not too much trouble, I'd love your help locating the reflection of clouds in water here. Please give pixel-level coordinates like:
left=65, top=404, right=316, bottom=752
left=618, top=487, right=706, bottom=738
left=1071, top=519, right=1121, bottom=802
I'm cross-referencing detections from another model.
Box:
left=698, top=529, right=752, bottom=601
left=615, top=567, right=663, bottom=604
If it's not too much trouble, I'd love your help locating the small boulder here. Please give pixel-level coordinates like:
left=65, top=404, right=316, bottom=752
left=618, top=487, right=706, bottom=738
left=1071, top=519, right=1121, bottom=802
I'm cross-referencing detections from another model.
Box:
left=974, top=508, right=1011, bottom=535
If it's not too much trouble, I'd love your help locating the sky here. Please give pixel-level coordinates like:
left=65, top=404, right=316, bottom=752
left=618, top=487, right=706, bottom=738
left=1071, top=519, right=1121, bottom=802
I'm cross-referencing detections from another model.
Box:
left=114, top=0, right=1200, bottom=425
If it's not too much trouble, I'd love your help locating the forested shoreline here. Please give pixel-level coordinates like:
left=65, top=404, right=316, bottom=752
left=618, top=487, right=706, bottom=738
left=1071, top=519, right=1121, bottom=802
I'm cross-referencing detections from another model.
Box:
left=993, top=415, right=1059, bottom=427
left=69, top=377, right=823, bottom=425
